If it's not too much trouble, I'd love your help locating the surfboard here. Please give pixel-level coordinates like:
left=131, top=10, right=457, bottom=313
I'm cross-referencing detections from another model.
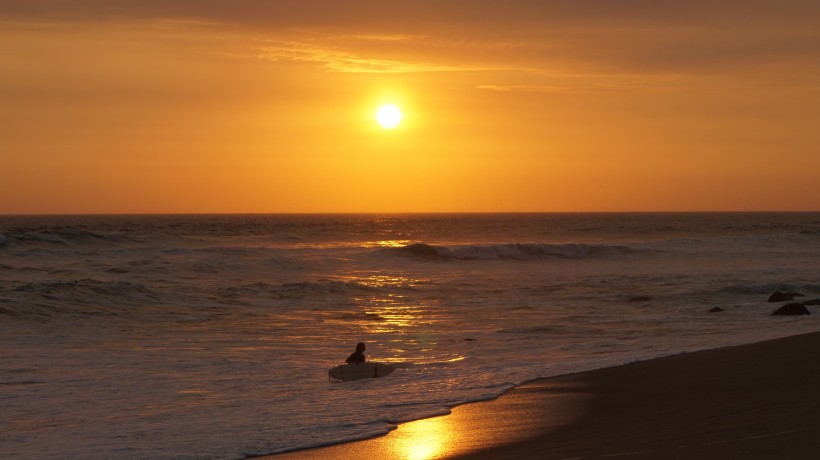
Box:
left=328, top=362, right=395, bottom=381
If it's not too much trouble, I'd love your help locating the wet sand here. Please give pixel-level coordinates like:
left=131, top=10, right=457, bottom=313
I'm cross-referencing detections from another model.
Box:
left=269, top=331, right=820, bottom=459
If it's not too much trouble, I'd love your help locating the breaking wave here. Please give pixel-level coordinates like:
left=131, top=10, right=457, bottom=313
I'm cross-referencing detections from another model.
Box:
left=387, top=242, right=640, bottom=261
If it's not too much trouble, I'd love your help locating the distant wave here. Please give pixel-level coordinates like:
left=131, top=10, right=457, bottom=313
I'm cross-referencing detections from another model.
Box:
left=219, top=280, right=382, bottom=301
left=387, top=242, right=639, bottom=261
left=664, top=229, right=820, bottom=249
left=498, top=324, right=604, bottom=335
left=14, top=278, right=158, bottom=298
left=798, top=229, right=820, bottom=239
left=719, top=282, right=820, bottom=296
left=2, top=228, right=136, bottom=246
left=4, top=279, right=163, bottom=318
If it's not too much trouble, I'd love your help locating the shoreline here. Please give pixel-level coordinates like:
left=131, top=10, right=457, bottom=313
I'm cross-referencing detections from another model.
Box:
left=267, top=330, right=820, bottom=459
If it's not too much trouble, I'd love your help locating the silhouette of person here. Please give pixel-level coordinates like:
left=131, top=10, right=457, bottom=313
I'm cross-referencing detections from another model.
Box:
left=345, top=342, right=366, bottom=364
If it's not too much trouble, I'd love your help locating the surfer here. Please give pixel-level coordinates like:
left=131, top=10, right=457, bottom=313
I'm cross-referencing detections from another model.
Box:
left=345, top=342, right=366, bottom=364
left=329, top=343, right=394, bottom=381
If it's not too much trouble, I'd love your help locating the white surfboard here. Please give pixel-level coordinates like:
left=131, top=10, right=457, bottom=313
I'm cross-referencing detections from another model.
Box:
left=328, top=362, right=395, bottom=381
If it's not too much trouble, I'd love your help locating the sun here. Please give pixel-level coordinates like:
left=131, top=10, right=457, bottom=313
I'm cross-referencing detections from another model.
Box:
left=375, top=104, right=402, bottom=128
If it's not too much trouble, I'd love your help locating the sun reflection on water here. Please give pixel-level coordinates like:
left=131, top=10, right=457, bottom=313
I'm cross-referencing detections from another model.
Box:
left=341, top=274, right=438, bottom=334
left=336, top=273, right=468, bottom=364
left=364, top=304, right=428, bottom=329
left=366, top=239, right=412, bottom=248
left=356, top=274, right=430, bottom=289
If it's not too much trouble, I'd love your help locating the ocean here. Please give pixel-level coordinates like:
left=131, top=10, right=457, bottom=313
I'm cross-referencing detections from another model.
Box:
left=2, top=213, right=819, bottom=459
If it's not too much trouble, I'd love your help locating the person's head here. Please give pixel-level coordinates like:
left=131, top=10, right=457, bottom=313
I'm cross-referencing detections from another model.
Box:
left=355, top=342, right=365, bottom=352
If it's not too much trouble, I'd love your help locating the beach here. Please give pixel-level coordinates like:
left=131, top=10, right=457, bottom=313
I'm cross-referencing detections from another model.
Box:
left=272, top=330, right=820, bottom=459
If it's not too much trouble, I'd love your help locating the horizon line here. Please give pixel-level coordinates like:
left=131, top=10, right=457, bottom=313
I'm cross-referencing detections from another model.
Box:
left=3, top=210, right=820, bottom=217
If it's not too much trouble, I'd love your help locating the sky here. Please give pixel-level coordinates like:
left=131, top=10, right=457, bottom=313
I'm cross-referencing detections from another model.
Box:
left=2, top=1, right=819, bottom=213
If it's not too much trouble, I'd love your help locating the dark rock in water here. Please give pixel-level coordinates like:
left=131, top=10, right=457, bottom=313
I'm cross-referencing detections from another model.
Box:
left=768, top=291, right=805, bottom=302
left=627, top=295, right=652, bottom=302
left=771, top=303, right=811, bottom=316
left=802, top=298, right=820, bottom=306
left=708, top=307, right=724, bottom=313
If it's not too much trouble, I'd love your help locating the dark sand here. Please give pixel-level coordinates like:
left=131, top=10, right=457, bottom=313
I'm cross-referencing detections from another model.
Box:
left=270, top=331, right=820, bottom=459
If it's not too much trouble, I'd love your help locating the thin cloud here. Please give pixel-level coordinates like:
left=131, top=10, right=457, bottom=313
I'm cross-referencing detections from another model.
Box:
left=255, top=40, right=491, bottom=74
left=476, top=84, right=635, bottom=94
left=477, top=85, right=568, bottom=93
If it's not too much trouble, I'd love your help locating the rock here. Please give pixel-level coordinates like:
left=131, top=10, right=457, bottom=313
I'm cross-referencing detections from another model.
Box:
left=627, top=295, right=652, bottom=302
left=771, top=303, right=811, bottom=316
left=802, top=298, right=820, bottom=306
left=767, top=291, right=805, bottom=302
left=707, top=307, right=724, bottom=313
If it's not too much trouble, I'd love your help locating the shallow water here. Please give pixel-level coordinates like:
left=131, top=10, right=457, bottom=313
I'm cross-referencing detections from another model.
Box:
left=2, top=213, right=819, bottom=459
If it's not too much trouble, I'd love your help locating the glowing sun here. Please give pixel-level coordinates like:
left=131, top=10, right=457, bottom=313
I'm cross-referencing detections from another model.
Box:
left=375, top=104, right=402, bottom=128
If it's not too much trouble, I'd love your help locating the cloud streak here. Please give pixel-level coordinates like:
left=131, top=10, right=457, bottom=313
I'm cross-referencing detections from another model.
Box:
left=476, top=84, right=632, bottom=94
left=254, top=39, right=490, bottom=74
left=3, top=1, right=819, bottom=82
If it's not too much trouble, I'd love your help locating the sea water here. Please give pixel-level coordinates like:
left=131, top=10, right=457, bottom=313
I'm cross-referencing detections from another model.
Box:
left=1, top=213, right=819, bottom=459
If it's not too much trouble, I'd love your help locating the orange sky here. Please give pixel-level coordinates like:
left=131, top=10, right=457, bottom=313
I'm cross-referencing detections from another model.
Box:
left=2, top=1, right=819, bottom=213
